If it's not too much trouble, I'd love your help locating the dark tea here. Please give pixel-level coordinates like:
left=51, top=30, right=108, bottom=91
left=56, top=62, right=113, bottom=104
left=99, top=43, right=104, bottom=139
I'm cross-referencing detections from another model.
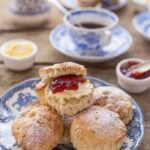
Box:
left=74, top=22, right=106, bottom=29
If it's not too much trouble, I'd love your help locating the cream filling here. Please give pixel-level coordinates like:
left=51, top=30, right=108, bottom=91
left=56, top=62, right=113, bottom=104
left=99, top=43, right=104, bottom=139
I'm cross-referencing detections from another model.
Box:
left=45, top=80, right=94, bottom=101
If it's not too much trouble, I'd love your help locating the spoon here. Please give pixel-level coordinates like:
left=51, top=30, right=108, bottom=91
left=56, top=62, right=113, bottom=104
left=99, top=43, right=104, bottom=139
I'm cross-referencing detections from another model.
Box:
left=48, top=0, right=68, bottom=14
left=127, top=61, right=150, bottom=76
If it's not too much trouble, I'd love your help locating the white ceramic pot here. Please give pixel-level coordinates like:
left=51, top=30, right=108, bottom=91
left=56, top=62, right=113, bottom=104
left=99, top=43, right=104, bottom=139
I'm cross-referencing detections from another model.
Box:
left=116, top=58, right=150, bottom=93
left=0, top=39, right=38, bottom=71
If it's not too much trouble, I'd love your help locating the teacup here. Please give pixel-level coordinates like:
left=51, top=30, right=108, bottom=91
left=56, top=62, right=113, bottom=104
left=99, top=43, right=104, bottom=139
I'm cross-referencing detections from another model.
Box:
left=64, top=8, right=119, bottom=51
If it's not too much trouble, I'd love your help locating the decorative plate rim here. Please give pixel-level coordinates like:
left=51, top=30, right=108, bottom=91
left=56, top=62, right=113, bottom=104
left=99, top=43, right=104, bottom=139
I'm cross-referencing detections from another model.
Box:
left=0, top=77, right=144, bottom=150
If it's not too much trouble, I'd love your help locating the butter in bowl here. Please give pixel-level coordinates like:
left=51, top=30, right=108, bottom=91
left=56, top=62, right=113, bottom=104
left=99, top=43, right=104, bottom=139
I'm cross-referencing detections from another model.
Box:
left=0, top=39, right=37, bottom=71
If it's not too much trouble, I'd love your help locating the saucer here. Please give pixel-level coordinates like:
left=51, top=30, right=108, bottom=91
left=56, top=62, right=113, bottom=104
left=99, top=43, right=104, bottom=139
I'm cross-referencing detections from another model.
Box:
left=133, top=12, right=150, bottom=41
left=102, top=0, right=128, bottom=11
left=59, top=0, right=128, bottom=11
left=50, top=24, right=132, bottom=62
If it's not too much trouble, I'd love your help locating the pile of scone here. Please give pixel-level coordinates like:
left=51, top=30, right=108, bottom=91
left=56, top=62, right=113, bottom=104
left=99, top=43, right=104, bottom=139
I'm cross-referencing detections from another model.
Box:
left=12, top=62, right=133, bottom=150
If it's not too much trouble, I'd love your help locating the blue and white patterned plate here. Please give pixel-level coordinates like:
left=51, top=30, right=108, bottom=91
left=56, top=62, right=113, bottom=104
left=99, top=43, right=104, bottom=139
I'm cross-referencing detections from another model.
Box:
left=50, top=24, right=132, bottom=62
left=58, top=0, right=128, bottom=11
left=133, top=12, right=150, bottom=41
left=0, top=77, right=144, bottom=150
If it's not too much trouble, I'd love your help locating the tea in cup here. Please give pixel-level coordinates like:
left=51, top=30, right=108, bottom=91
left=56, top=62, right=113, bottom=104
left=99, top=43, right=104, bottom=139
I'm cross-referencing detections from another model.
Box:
left=64, top=8, right=119, bottom=51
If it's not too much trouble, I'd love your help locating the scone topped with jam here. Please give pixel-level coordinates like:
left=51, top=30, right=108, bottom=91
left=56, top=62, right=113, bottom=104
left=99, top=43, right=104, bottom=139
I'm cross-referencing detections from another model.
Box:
left=36, top=62, right=94, bottom=115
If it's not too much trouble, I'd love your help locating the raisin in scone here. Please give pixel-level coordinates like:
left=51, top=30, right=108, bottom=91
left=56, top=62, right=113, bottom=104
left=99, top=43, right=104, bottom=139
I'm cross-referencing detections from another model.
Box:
left=36, top=62, right=94, bottom=115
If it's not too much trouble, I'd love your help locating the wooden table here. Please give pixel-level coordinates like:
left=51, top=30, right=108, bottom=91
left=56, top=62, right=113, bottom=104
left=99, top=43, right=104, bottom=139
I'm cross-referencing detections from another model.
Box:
left=0, top=1, right=150, bottom=149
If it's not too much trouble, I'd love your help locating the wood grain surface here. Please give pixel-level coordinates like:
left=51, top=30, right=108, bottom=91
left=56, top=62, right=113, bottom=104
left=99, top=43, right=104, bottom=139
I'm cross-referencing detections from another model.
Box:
left=0, top=0, right=149, bottom=150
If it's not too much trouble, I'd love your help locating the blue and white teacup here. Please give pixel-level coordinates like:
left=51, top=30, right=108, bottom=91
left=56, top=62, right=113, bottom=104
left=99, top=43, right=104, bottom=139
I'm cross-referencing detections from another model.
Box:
left=64, top=8, right=119, bottom=51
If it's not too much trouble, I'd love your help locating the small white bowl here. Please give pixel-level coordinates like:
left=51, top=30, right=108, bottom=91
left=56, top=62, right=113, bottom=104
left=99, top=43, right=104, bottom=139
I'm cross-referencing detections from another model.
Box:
left=116, top=58, right=150, bottom=93
left=8, top=11, right=51, bottom=27
left=132, top=0, right=148, bottom=12
left=0, top=39, right=37, bottom=71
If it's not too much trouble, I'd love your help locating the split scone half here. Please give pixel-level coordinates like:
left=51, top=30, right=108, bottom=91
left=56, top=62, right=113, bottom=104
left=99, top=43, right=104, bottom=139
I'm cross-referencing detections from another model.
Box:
left=71, top=106, right=127, bottom=150
left=36, top=62, right=94, bottom=115
left=92, top=86, right=133, bottom=124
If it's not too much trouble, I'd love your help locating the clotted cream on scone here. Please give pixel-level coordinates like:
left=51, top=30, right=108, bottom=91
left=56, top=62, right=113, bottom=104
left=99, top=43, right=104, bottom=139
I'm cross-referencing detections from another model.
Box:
left=36, top=62, right=94, bottom=115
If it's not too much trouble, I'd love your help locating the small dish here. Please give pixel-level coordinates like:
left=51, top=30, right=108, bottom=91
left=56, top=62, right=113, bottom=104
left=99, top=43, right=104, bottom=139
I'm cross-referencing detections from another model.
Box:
left=133, top=12, right=150, bottom=41
left=0, top=39, right=37, bottom=71
left=116, top=58, right=150, bottom=93
left=8, top=0, right=51, bottom=26
left=50, top=24, right=132, bottom=62
left=132, top=0, right=148, bottom=12
left=0, top=77, right=144, bottom=150
left=102, top=0, right=129, bottom=11
left=58, top=0, right=128, bottom=11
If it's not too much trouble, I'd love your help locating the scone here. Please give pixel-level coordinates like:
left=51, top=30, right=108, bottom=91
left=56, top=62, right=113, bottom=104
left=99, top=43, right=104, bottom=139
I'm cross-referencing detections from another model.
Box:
left=92, top=86, right=133, bottom=124
left=36, top=81, right=49, bottom=106
left=12, top=104, right=64, bottom=150
left=77, top=0, right=99, bottom=7
left=61, top=115, right=73, bottom=145
left=71, top=106, right=127, bottom=150
left=36, top=62, right=94, bottom=115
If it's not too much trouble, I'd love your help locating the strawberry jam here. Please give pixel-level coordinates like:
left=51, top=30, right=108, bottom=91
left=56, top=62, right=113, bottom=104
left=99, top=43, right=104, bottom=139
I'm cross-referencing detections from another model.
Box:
left=121, top=61, right=139, bottom=75
left=51, top=74, right=86, bottom=94
left=121, top=61, right=150, bottom=79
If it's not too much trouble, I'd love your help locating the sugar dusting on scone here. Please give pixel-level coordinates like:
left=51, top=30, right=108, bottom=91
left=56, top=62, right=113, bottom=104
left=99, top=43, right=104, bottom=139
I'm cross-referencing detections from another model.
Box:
left=12, top=104, right=64, bottom=150
left=92, top=86, right=133, bottom=124
left=36, top=62, right=94, bottom=116
left=71, top=106, right=127, bottom=150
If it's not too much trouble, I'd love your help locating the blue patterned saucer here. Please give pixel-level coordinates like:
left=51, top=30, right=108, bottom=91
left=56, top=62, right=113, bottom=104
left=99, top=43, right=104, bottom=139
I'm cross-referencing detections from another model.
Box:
left=50, top=24, right=132, bottom=62
left=102, top=0, right=128, bottom=11
left=133, top=12, right=150, bottom=41
left=0, top=77, right=144, bottom=150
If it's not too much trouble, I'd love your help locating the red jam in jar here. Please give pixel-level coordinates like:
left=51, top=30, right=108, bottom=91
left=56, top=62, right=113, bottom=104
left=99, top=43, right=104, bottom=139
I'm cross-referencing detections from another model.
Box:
left=121, top=61, right=150, bottom=80
left=51, top=74, right=86, bottom=94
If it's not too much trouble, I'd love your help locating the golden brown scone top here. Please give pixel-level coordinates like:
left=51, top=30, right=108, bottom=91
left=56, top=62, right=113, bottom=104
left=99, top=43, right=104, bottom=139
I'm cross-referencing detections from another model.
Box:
left=39, top=62, right=87, bottom=79
left=71, top=106, right=127, bottom=143
left=12, top=104, right=64, bottom=150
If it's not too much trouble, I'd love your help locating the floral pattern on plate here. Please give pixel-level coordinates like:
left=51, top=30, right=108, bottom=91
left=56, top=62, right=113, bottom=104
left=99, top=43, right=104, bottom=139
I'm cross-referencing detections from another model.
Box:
left=0, top=77, right=144, bottom=150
